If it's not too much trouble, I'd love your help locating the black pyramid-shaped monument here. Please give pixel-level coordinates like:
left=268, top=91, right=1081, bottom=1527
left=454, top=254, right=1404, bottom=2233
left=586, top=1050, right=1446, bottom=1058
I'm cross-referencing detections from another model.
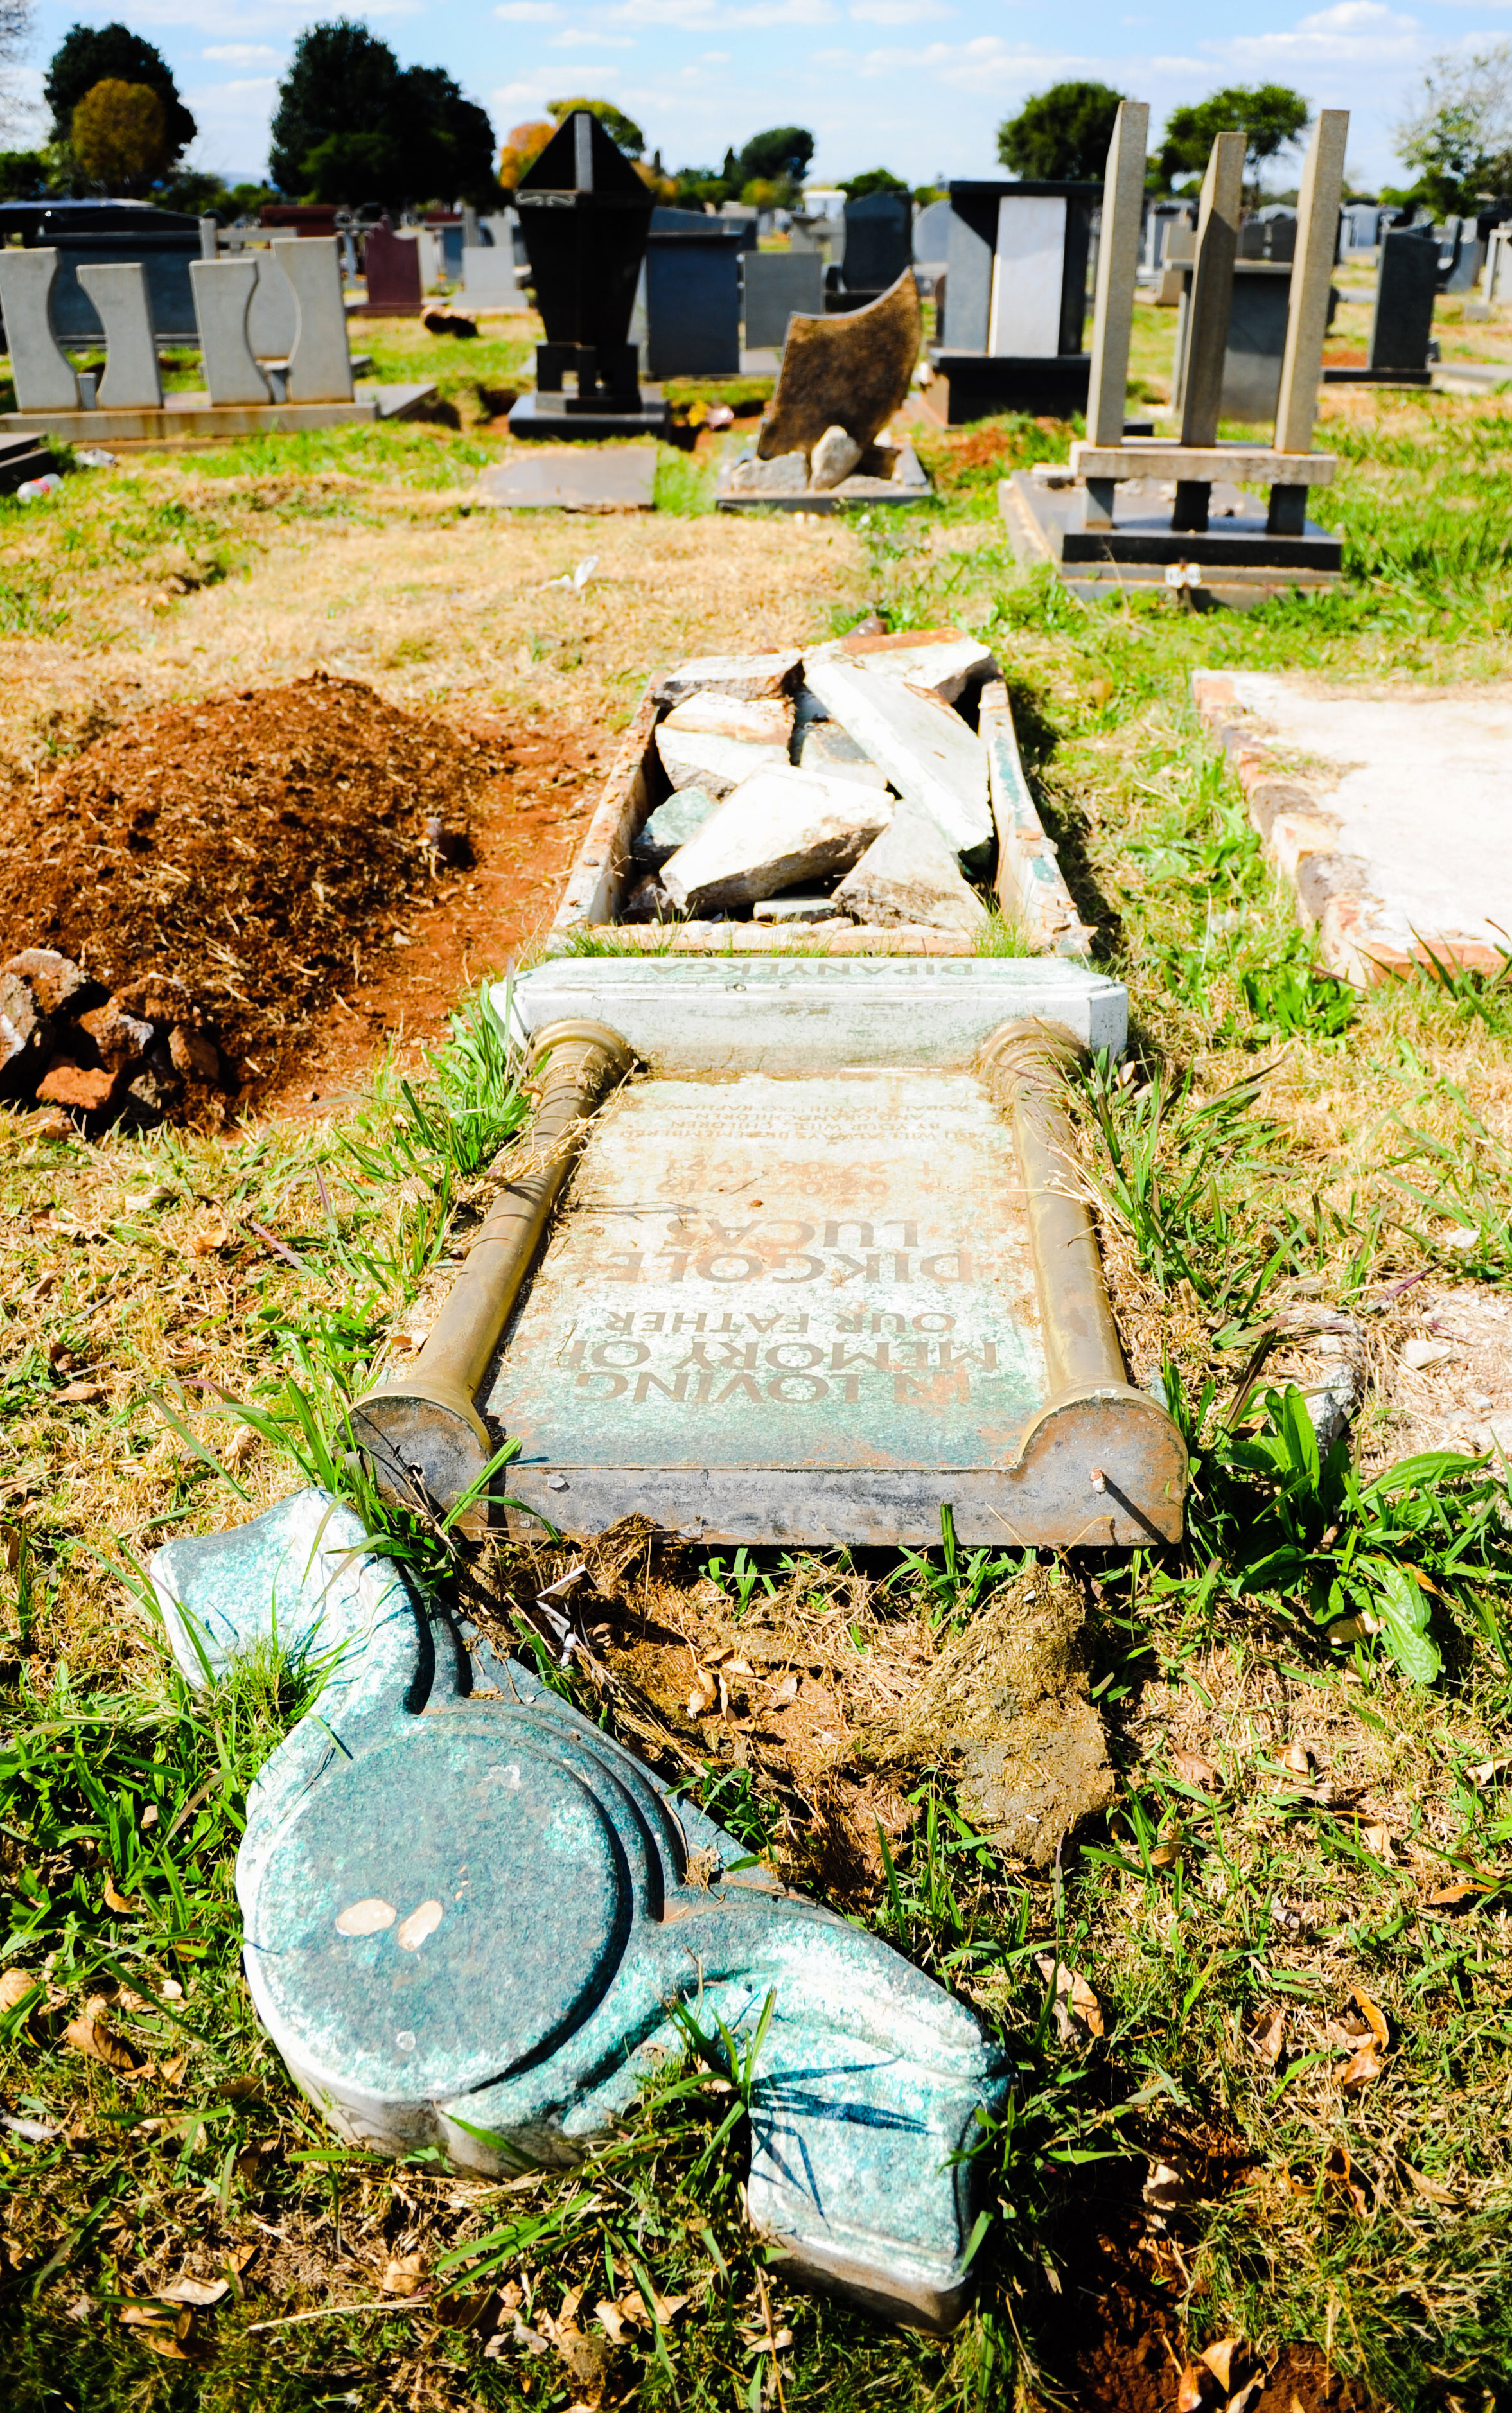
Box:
left=510, top=108, right=668, bottom=439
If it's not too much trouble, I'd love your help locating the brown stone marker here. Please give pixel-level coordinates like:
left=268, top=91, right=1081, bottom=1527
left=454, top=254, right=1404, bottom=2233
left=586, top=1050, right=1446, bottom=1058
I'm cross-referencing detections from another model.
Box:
left=757, top=268, right=921, bottom=461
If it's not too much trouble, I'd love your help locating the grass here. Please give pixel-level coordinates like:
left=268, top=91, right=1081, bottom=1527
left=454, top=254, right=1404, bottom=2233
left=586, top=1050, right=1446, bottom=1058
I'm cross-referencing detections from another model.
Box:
left=4, top=327, right=1512, bottom=2410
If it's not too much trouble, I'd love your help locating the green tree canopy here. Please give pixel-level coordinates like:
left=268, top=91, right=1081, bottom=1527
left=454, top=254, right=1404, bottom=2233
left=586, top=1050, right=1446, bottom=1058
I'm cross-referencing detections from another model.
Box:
left=1157, top=83, right=1311, bottom=198
left=270, top=19, right=496, bottom=206
left=45, top=22, right=195, bottom=161
left=735, top=125, right=814, bottom=187
left=545, top=97, right=644, bottom=157
left=1396, top=42, right=1512, bottom=215
left=996, top=81, right=1123, bottom=182
left=839, top=167, right=909, bottom=199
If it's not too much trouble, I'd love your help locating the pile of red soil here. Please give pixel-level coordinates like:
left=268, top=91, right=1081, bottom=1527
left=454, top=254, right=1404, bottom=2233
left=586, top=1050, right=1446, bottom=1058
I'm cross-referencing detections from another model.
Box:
left=0, top=672, right=499, bottom=1100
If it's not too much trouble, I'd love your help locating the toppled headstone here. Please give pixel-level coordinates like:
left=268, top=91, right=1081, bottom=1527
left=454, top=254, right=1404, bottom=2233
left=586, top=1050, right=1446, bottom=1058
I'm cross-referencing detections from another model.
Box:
left=793, top=719, right=890, bottom=787
left=662, top=692, right=793, bottom=747
left=758, top=269, right=921, bottom=460
left=726, top=450, right=809, bottom=496
left=812, top=626, right=997, bottom=705
left=804, top=658, right=994, bottom=867
left=653, top=650, right=803, bottom=706
left=835, top=802, right=988, bottom=934
left=662, top=766, right=890, bottom=912
left=810, top=424, right=863, bottom=490
left=632, top=782, right=723, bottom=868
left=655, top=724, right=790, bottom=799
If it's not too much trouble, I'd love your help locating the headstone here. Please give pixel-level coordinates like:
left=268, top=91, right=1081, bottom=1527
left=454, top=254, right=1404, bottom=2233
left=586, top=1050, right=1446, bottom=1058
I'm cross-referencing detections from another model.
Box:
left=743, top=250, right=825, bottom=350
left=190, top=258, right=271, bottom=405
left=912, top=198, right=952, bottom=269
left=1369, top=228, right=1439, bottom=373
left=513, top=109, right=660, bottom=435
left=656, top=724, right=790, bottom=796
left=461, top=245, right=532, bottom=308
left=803, top=657, right=992, bottom=866
left=1218, top=265, right=1296, bottom=421
left=755, top=270, right=919, bottom=459
left=833, top=802, right=987, bottom=933
left=281, top=235, right=355, bottom=403
left=1237, top=207, right=1297, bottom=262
left=245, top=238, right=299, bottom=358
left=661, top=766, right=890, bottom=910
left=75, top=261, right=161, bottom=408
left=841, top=191, right=911, bottom=295
left=937, top=182, right=1094, bottom=356
left=1178, top=132, right=1245, bottom=448
left=0, top=249, right=82, bottom=409
left=645, top=211, right=742, bottom=376
left=362, top=222, right=423, bottom=316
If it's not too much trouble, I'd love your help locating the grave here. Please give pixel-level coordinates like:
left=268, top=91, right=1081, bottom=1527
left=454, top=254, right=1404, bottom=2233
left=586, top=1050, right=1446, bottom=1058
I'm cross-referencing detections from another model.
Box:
left=716, top=271, right=928, bottom=510
left=911, top=195, right=952, bottom=295
left=644, top=207, right=743, bottom=376
left=0, top=238, right=433, bottom=443
left=461, top=214, right=533, bottom=308
left=743, top=248, right=826, bottom=350
left=509, top=109, right=667, bottom=441
left=1323, top=224, right=1436, bottom=387
left=1172, top=257, right=1338, bottom=423
left=475, top=444, right=656, bottom=509
left=922, top=178, right=1098, bottom=423
left=1003, top=103, right=1346, bottom=606
left=151, top=1484, right=1011, bottom=2330
left=832, top=190, right=911, bottom=310
left=0, top=198, right=204, bottom=344
left=1193, top=669, right=1512, bottom=984
left=353, top=220, right=423, bottom=316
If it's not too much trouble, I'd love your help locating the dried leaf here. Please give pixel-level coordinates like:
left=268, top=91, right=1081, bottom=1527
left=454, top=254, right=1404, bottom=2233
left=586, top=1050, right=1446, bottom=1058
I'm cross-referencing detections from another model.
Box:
left=157, top=2274, right=228, bottom=2308
left=1, top=1520, right=21, bottom=1574
left=1339, top=2043, right=1384, bottom=2091
left=159, top=2055, right=186, bottom=2087
left=1423, top=1881, right=1487, bottom=1909
left=1200, top=2337, right=1245, bottom=2391
left=1279, top=1742, right=1314, bottom=1777
left=0, top=1968, right=40, bottom=2017
left=1176, top=2362, right=1211, bottom=2412
left=1351, top=1986, right=1389, bottom=2050
left=434, top=2289, right=498, bottom=2332
left=103, top=1877, right=136, bottom=1915
left=65, top=1996, right=141, bottom=2073
left=1035, top=1954, right=1105, bottom=2040
left=1144, top=2158, right=1191, bottom=2214
left=1245, top=2005, right=1285, bottom=2066
left=56, top=1380, right=103, bottom=1404
left=768, top=1674, right=800, bottom=1709
left=1324, top=2142, right=1369, bottom=2216
left=1227, top=2381, right=1265, bottom=2413
left=1359, top=1823, right=1393, bottom=1863
left=382, top=2253, right=426, bottom=2297
left=687, top=1669, right=717, bottom=1718
left=594, top=2299, right=627, bottom=2344
left=1170, top=1746, right=1218, bottom=1789
left=1401, top=2163, right=1460, bottom=2206
left=1150, top=1829, right=1184, bottom=1869
left=223, top=1424, right=258, bottom=1472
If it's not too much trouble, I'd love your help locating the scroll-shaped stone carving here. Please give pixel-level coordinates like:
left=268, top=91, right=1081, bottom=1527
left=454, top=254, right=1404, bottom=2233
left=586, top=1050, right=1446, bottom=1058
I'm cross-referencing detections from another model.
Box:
left=76, top=261, right=163, bottom=409
left=0, top=249, right=82, bottom=411
left=189, top=257, right=270, bottom=406
left=150, top=1489, right=1007, bottom=2331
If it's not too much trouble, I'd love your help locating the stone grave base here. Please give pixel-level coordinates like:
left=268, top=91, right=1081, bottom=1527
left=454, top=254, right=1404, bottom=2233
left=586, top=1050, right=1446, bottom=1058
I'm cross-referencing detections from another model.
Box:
left=922, top=351, right=1092, bottom=425
left=1193, top=668, right=1512, bottom=984
left=1322, top=365, right=1432, bottom=387
left=509, top=390, right=669, bottom=441
left=1001, top=470, right=1341, bottom=607
left=1430, top=361, right=1512, bottom=396
left=716, top=439, right=929, bottom=512
left=0, top=381, right=437, bottom=444
left=476, top=444, right=657, bottom=509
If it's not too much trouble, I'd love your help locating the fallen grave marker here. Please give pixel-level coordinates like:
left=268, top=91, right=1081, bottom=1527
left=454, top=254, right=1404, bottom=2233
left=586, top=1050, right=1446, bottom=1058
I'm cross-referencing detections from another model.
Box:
left=717, top=270, right=929, bottom=511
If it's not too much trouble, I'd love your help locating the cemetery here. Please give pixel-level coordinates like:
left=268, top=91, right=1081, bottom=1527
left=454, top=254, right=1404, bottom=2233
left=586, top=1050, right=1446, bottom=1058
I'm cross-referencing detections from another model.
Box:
left=2, top=51, right=1512, bottom=2413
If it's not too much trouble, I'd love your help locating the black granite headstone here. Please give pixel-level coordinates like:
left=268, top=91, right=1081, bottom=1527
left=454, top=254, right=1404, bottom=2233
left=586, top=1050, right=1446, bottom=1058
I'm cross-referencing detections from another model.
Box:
left=512, top=109, right=664, bottom=434
left=841, top=192, right=911, bottom=296
left=1369, top=227, right=1438, bottom=373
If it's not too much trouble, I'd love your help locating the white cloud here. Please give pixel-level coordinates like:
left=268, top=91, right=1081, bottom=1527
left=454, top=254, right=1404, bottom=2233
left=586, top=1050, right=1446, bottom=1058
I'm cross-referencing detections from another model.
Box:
left=1205, top=0, right=1422, bottom=69
left=203, top=42, right=281, bottom=61
left=849, top=0, right=953, bottom=21
left=495, top=3, right=558, bottom=16
left=549, top=25, right=638, bottom=40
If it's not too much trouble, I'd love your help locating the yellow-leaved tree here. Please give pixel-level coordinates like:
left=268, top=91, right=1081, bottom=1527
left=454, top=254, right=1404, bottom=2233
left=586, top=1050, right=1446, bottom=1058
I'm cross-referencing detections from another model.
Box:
left=71, top=78, right=169, bottom=191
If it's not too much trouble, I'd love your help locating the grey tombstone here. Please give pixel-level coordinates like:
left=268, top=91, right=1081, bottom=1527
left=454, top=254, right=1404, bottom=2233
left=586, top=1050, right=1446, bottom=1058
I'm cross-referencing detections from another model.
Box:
left=190, top=256, right=271, bottom=405
left=0, top=249, right=82, bottom=409
left=645, top=209, right=743, bottom=376
left=840, top=192, right=910, bottom=297
left=245, top=238, right=300, bottom=358
left=913, top=197, right=952, bottom=267
left=75, top=261, right=162, bottom=407
left=1369, top=227, right=1439, bottom=373
left=281, top=235, right=355, bottom=402
left=742, top=250, right=825, bottom=349
left=1086, top=98, right=1149, bottom=446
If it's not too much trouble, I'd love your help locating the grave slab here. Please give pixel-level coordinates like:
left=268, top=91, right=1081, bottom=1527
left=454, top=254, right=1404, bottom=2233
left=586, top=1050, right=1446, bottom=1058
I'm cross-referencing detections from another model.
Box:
left=655, top=724, right=791, bottom=798
left=475, top=445, right=657, bottom=509
left=477, top=1053, right=1182, bottom=1546
left=1192, top=670, right=1512, bottom=980
left=660, top=764, right=888, bottom=908
left=804, top=657, right=994, bottom=864
left=833, top=801, right=989, bottom=933
left=0, top=383, right=436, bottom=444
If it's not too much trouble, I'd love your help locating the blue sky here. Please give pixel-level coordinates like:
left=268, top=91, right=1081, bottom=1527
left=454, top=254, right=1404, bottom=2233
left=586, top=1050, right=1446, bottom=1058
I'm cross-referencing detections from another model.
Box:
left=10, top=0, right=1503, bottom=191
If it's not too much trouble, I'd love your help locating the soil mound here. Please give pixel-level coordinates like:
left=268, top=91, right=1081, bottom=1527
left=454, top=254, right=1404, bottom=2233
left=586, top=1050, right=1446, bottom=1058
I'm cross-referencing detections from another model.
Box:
left=0, top=672, right=496, bottom=1094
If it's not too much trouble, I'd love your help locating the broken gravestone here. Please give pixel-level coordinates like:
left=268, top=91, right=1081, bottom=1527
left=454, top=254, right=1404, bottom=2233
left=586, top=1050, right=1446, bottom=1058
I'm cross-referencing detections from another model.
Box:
left=804, top=657, right=994, bottom=867
left=834, top=800, right=987, bottom=934
left=758, top=269, right=921, bottom=460
left=661, top=766, right=889, bottom=911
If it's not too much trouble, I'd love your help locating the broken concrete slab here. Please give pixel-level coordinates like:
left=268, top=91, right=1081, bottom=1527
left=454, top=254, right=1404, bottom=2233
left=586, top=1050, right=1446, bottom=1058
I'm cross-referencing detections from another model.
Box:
left=632, top=782, right=723, bottom=868
left=753, top=891, right=844, bottom=921
left=810, top=424, right=863, bottom=489
left=804, top=658, right=994, bottom=867
left=497, top=956, right=1129, bottom=1067
left=978, top=681, right=1096, bottom=959
left=662, top=691, right=794, bottom=746
left=152, top=1484, right=1009, bottom=2331
left=662, top=766, right=890, bottom=911
left=811, top=626, right=997, bottom=705
left=834, top=801, right=989, bottom=935
left=653, top=649, right=803, bottom=706
left=725, top=450, right=809, bottom=495
left=655, top=724, right=790, bottom=799
left=793, top=719, right=891, bottom=787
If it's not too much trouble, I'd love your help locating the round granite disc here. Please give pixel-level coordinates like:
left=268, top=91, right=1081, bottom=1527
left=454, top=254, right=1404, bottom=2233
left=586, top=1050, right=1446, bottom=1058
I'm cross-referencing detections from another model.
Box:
left=249, top=1723, right=631, bottom=2102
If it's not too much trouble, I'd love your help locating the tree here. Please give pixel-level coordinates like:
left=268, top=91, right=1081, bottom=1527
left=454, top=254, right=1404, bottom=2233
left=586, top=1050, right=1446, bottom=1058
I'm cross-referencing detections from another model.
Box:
left=0, top=0, right=33, bottom=146
left=734, top=125, right=813, bottom=188
left=1396, top=44, right=1512, bottom=215
left=0, top=147, right=49, bottom=199
left=498, top=118, right=554, bottom=191
left=71, top=78, right=168, bottom=190
left=270, top=20, right=496, bottom=207
left=1157, top=84, right=1311, bottom=202
left=545, top=97, right=644, bottom=157
left=839, top=167, right=909, bottom=199
left=46, top=22, right=195, bottom=161
left=997, top=81, right=1122, bottom=182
